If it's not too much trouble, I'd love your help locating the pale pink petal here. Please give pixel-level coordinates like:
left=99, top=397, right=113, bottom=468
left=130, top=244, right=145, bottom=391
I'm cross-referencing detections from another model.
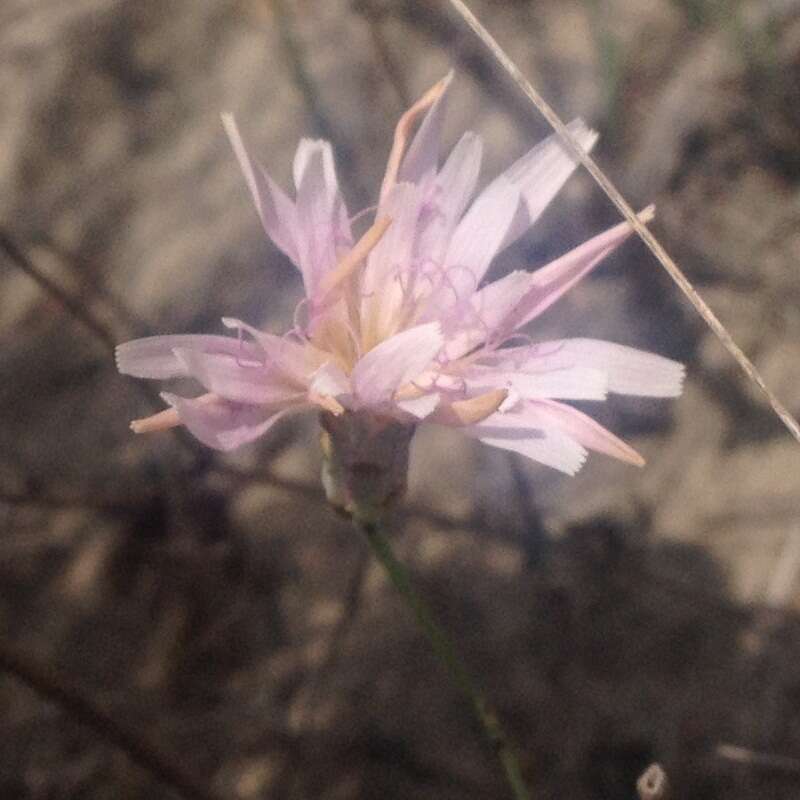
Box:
left=362, top=182, right=424, bottom=291
left=464, top=362, right=608, bottom=400
left=490, top=339, right=685, bottom=397
left=359, top=182, right=427, bottom=344
left=293, top=139, right=352, bottom=296
left=221, top=114, right=300, bottom=265
left=293, top=138, right=349, bottom=231
left=448, top=212, right=651, bottom=357
left=462, top=404, right=588, bottom=474
left=442, top=176, right=521, bottom=298
left=416, top=132, right=483, bottom=268
left=116, top=335, right=259, bottom=380
left=395, top=392, right=441, bottom=419
left=215, top=407, right=294, bottom=450
left=309, top=362, right=351, bottom=399
left=464, top=395, right=645, bottom=471
left=398, top=70, right=453, bottom=188
left=476, top=429, right=587, bottom=475
left=441, top=270, right=532, bottom=359
left=530, top=399, right=645, bottom=466
left=220, top=318, right=312, bottom=385
left=293, top=138, right=333, bottom=193
left=441, top=120, right=597, bottom=291
left=172, top=348, right=303, bottom=405
left=160, top=392, right=292, bottom=451
left=496, top=119, right=598, bottom=250
left=379, top=72, right=452, bottom=203
left=436, top=131, right=483, bottom=223
left=507, top=212, right=653, bottom=333
left=352, top=322, right=443, bottom=405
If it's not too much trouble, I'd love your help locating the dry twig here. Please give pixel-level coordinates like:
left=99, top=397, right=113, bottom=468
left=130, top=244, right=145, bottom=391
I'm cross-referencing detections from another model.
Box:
left=0, top=229, right=117, bottom=353
left=0, top=645, right=220, bottom=800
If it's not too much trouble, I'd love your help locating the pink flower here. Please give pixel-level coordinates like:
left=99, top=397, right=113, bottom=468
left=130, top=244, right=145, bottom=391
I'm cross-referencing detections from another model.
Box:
left=116, top=73, right=683, bottom=479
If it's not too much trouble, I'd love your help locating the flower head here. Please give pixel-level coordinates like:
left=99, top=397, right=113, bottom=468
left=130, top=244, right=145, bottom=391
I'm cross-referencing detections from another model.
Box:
left=117, top=73, right=683, bottom=506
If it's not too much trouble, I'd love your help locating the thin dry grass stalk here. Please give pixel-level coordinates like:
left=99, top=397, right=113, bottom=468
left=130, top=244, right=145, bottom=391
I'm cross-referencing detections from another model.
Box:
left=445, top=0, right=800, bottom=446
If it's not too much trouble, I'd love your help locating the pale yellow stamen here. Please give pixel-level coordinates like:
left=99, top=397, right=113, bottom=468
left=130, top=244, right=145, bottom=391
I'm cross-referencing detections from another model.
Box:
left=310, top=392, right=345, bottom=416
left=130, top=392, right=218, bottom=434
left=394, top=383, right=426, bottom=401
left=431, top=389, right=508, bottom=427
left=394, top=375, right=435, bottom=401
left=318, top=216, right=393, bottom=299
left=613, top=442, right=646, bottom=468
left=638, top=204, right=655, bottom=225
left=379, top=73, right=452, bottom=203
left=131, top=408, right=180, bottom=434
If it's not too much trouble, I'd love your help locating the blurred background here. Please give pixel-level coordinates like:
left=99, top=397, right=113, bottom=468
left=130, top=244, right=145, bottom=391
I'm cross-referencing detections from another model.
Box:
left=2, top=0, right=800, bottom=797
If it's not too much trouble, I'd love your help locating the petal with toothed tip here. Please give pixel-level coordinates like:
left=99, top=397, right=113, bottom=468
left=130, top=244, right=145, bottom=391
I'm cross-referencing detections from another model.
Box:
left=463, top=362, right=609, bottom=401
left=293, top=138, right=352, bottom=296
left=484, top=339, right=685, bottom=398
left=494, top=119, right=598, bottom=251
left=463, top=404, right=588, bottom=475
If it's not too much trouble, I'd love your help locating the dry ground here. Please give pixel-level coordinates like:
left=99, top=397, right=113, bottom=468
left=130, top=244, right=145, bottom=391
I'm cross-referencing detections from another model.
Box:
left=2, top=1, right=800, bottom=798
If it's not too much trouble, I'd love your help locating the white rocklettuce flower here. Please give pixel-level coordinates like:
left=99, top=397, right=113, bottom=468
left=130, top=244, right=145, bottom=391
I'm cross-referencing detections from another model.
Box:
left=117, top=73, right=683, bottom=508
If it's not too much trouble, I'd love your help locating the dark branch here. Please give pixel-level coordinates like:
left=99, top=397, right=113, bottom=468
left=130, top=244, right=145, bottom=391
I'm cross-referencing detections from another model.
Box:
left=0, top=644, right=221, bottom=800
left=0, top=228, right=118, bottom=353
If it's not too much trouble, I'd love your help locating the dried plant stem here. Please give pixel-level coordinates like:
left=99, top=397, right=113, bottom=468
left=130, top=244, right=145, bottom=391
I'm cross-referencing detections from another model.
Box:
left=0, top=228, right=210, bottom=461
left=292, top=548, right=370, bottom=730
left=0, top=644, right=219, bottom=800
left=0, top=229, right=117, bottom=353
left=444, top=0, right=800, bottom=446
left=353, top=513, right=531, bottom=800
left=362, top=9, right=412, bottom=109
left=271, top=0, right=367, bottom=207
left=0, top=485, right=152, bottom=514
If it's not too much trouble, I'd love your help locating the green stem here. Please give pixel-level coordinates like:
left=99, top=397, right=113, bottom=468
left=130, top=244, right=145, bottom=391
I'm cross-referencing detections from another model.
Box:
left=353, top=514, right=532, bottom=800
